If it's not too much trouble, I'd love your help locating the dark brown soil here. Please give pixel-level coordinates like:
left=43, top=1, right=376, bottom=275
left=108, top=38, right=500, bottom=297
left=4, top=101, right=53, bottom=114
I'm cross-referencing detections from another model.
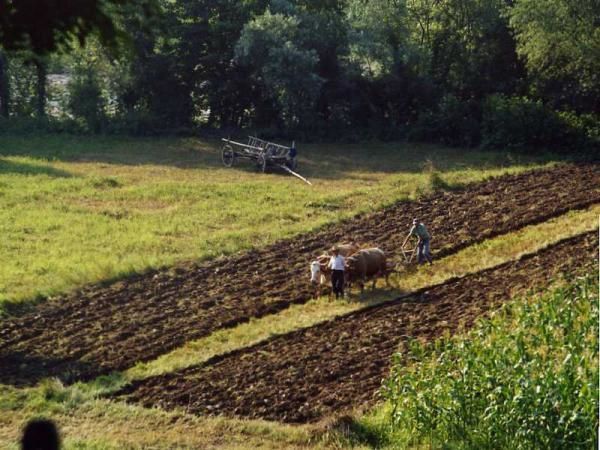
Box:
left=0, top=164, right=598, bottom=385
left=119, top=231, right=598, bottom=423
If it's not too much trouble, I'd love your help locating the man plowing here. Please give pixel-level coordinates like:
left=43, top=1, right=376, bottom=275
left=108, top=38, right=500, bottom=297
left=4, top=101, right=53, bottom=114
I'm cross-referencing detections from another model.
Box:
left=405, top=218, right=433, bottom=265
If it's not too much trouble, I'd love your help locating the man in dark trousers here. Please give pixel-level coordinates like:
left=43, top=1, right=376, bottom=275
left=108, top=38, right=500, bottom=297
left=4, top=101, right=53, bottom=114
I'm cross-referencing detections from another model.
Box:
left=328, top=246, right=346, bottom=299
left=408, top=218, right=433, bottom=265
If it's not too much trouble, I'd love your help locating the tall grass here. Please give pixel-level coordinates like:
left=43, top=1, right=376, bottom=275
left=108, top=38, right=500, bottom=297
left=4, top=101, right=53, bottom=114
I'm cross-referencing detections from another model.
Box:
left=381, top=275, right=598, bottom=450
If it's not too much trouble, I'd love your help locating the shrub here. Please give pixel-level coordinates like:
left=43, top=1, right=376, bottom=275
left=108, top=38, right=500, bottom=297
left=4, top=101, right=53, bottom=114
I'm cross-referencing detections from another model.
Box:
left=0, top=116, right=85, bottom=134
left=408, top=94, right=480, bottom=147
left=67, top=73, right=106, bottom=133
left=103, top=111, right=168, bottom=136
left=481, top=94, right=600, bottom=154
left=384, top=275, right=598, bottom=450
left=557, top=111, right=600, bottom=156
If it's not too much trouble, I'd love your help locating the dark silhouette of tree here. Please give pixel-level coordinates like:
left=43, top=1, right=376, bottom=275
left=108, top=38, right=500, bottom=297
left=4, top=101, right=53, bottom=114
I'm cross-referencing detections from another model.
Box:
left=0, top=0, right=158, bottom=54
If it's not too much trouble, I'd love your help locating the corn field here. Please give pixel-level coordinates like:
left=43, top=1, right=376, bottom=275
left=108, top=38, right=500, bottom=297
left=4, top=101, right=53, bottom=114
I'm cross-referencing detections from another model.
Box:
left=385, top=275, right=599, bottom=450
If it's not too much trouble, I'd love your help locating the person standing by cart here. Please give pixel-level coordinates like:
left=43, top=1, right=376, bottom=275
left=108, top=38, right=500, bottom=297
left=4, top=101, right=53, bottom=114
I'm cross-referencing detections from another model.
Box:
left=328, top=247, right=346, bottom=299
left=407, top=218, right=433, bottom=265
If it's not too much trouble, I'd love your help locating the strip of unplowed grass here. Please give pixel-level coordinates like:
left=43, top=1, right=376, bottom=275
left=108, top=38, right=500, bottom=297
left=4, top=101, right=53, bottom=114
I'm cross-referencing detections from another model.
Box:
left=124, top=204, right=600, bottom=381
left=119, top=231, right=597, bottom=424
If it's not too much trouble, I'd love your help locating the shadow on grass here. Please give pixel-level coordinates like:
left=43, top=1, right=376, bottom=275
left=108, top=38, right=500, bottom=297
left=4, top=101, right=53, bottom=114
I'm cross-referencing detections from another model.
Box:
left=0, top=158, right=74, bottom=178
left=0, top=351, right=99, bottom=387
left=295, top=143, right=569, bottom=181
left=318, top=415, right=390, bottom=449
left=0, top=134, right=570, bottom=182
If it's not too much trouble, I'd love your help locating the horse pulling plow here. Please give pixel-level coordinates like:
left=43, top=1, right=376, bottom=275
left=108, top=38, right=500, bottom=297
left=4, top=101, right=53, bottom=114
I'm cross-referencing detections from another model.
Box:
left=221, top=136, right=312, bottom=185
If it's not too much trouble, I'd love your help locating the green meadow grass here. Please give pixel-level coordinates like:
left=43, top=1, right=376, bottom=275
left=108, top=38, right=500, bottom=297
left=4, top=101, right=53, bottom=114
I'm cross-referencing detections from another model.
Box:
left=0, top=134, right=560, bottom=313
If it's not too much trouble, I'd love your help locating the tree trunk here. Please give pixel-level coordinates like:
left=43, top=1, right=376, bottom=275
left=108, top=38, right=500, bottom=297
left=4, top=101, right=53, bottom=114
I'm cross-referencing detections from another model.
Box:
left=35, top=59, right=47, bottom=119
left=0, top=52, right=9, bottom=118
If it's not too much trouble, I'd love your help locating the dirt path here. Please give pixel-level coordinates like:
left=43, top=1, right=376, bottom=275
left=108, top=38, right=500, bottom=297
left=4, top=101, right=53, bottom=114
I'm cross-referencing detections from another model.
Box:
left=119, top=231, right=598, bottom=424
left=0, top=164, right=598, bottom=385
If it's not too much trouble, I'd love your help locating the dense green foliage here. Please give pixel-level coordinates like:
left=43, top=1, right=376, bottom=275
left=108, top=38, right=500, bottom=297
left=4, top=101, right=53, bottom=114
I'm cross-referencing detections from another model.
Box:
left=507, top=0, right=600, bottom=112
left=0, top=0, right=598, bottom=151
left=481, top=95, right=600, bottom=151
left=382, top=275, right=599, bottom=449
left=0, top=0, right=159, bottom=54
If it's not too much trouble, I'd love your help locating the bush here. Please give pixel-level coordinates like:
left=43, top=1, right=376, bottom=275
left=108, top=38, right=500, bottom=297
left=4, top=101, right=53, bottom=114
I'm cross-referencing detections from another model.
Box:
left=0, top=116, right=86, bottom=134
left=67, top=74, right=106, bottom=133
left=384, top=275, right=598, bottom=450
left=479, top=94, right=599, bottom=153
left=557, top=111, right=600, bottom=156
left=408, top=94, right=480, bottom=147
left=103, top=111, right=170, bottom=136
left=481, top=95, right=559, bottom=150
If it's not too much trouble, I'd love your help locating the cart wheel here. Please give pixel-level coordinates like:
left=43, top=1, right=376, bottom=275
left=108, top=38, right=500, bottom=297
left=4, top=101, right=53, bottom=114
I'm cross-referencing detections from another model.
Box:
left=286, top=157, right=298, bottom=171
left=256, top=154, right=267, bottom=173
left=222, top=144, right=235, bottom=167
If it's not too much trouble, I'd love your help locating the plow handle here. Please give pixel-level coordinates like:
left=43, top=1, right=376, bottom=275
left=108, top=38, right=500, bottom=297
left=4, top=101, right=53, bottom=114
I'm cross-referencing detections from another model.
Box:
left=401, top=232, right=413, bottom=248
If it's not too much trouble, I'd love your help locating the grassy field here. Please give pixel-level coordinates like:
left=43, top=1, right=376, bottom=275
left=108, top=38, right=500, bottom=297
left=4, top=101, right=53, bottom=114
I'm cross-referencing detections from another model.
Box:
left=0, top=204, right=596, bottom=449
left=0, top=134, right=558, bottom=312
left=0, top=134, right=593, bottom=449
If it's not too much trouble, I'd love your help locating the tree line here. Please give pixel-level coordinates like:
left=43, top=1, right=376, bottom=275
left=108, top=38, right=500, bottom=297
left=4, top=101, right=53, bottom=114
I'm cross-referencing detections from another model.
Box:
left=0, top=0, right=598, bottom=151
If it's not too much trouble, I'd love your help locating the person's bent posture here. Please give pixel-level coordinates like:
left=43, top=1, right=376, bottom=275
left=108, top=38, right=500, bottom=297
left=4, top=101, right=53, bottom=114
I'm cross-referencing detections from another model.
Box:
left=328, top=247, right=346, bottom=299
left=409, top=218, right=432, bottom=265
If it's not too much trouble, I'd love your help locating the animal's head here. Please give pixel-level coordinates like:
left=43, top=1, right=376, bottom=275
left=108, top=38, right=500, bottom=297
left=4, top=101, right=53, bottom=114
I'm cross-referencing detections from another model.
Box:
left=316, top=254, right=329, bottom=269
left=345, top=256, right=358, bottom=276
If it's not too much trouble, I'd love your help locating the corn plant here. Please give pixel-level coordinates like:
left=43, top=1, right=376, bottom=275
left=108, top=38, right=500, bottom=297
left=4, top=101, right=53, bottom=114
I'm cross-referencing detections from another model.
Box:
left=384, top=275, right=599, bottom=450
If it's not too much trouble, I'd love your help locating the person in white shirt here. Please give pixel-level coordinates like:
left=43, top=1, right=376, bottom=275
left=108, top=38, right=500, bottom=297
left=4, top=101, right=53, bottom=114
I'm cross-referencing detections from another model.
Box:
left=328, top=247, right=346, bottom=299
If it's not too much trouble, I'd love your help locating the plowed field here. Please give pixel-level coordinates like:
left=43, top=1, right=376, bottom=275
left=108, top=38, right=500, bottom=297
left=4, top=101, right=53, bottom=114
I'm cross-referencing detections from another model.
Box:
left=119, top=231, right=598, bottom=423
left=1, top=164, right=598, bottom=385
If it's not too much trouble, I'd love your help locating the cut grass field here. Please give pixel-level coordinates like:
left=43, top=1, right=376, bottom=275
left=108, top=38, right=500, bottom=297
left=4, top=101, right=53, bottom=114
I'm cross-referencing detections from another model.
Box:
left=0, top=204, right=596, bottom=449
left=0, top=134, right=560, bottom=311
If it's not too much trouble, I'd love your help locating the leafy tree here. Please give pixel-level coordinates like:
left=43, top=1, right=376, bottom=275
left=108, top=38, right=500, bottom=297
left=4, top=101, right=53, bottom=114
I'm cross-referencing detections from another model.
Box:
left=507, top=0, right=600, bottom=111
left=172, top=0, right=267, bottom=128
left=236, top=7, right=323, bottom=129
left=425, top=0, right=524, bottom=100
left=34, top=57, right=48, bottom=118
left=6, top=56, right=37, bottom=117
left=0, top=50, right=8, bottom=117
left=347, top=0, right=412, bottom=77
left=0, top=0, right=159, bottom=54
left=344, top=0, right=435, bottom=134
left=68, top=69, right=105, bottom=132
